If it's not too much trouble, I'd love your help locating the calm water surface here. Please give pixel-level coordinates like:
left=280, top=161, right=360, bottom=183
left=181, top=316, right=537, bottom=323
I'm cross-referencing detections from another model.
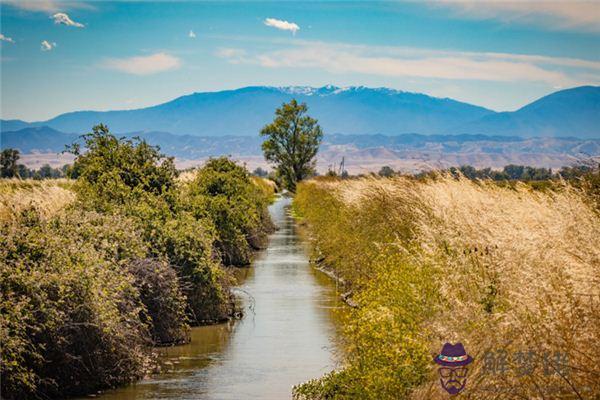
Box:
left=89, top=196, right=344, bottom=400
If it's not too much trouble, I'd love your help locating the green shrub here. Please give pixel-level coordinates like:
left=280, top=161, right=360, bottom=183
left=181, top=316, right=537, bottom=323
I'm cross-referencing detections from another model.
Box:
left=69, top=124, right=177, bottom=211
left=126, top=259, right=190, bottom=344
left=144, top=210, right=233, bottom=323
left=0, top=209, right=150, bottom=399
left=186, top=157, right=274, bottom=265
left=69, top=127, right=238, bottom=323
left=50, top=207, right=191, bottom=343
left=293, top=180, right=435, bottom=399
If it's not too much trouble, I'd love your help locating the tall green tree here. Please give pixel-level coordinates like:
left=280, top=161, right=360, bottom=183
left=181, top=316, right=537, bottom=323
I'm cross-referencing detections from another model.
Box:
left=260, top=99, right=323, bottom=191
left=1, top=148, right=20, bottom=178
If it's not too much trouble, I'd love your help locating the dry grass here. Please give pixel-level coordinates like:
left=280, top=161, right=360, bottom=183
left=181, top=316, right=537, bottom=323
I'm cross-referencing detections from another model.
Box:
left=414, top=177, right=599, bottom=399
left=0, top=178, right=76, bottom=222
left=301, top=175, right=600, bottom=399
left=176, top=169, right=198, bottom=183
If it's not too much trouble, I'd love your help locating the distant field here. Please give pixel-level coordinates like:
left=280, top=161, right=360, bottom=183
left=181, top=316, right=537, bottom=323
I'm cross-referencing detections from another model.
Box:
left=18, top=152, right=77, bottom=169
left=6, top=128, right=599, bottom=174
left=16, top=145, right=598, bottom=176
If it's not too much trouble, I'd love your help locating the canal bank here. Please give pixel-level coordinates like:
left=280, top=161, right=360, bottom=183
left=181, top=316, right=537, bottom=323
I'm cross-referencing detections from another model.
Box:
left=86, top=196, right=344, bottom=400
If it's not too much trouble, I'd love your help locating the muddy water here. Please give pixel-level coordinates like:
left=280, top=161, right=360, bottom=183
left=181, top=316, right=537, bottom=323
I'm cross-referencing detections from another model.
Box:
left=90, top=196, right=344, bottom=400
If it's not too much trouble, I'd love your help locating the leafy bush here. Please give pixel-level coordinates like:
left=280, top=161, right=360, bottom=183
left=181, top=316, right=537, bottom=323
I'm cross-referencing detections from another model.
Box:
left=0, top=209, right=150, bottom=399
left=144, top=210, right=233, bottom=323
left=46, top=209, right=193, bottom=343
left=70, top=127, right=238, bottom=322
left=69, top=124, right=178, bottom=212
left=126, top=259, right=189, bottom=344
left=186, top=157, right=275, bottom=265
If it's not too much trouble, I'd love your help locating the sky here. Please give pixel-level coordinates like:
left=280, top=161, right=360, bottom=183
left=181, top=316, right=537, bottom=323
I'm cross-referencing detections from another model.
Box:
left=1, top=0, right=599, bottom=121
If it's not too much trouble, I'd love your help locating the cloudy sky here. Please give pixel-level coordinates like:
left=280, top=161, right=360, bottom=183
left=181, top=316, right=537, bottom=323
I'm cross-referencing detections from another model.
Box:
left=1, top=0, right=599, bottom=121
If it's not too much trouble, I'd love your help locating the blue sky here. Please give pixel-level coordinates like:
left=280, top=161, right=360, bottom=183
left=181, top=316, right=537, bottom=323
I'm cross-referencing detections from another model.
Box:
left=1, top=0, right=599, bottom=121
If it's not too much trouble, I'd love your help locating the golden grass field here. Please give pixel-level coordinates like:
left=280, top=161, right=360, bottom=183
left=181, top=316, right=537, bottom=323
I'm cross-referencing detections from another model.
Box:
left=294, top=175, right=600, bottom=399
left=0, top=179, right=76, bottom=222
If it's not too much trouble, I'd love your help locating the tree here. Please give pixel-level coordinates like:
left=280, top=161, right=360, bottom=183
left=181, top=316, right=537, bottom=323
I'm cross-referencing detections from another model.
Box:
left=503, top=164, right=525, bottom=180
left=1, top=148, right=20, bottom=178
left=260, top=99, right=323, bottom=191
left=252, top=167, right=268, bottom=177
left=459, top=165, right=477, bottom=179
left=38, top=164, right=56, bottom=179
left=17, top=164, right=30, bottom=178
left=378, top=165, right=395, bottom=178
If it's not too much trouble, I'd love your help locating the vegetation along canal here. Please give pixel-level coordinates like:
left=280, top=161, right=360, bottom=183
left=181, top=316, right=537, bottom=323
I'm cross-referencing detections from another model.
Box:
left=86, top=196, right=344, bottom=400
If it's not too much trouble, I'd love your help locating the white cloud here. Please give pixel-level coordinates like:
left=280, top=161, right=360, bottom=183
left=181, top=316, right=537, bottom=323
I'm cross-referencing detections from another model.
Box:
left=3, top=1, right=92, bottom=13
left=189, top=30, right=196, bottom=38
left=218, top=40, right=600, bottom=87
left=216, top=48, right=251, bottom=65
left=104, top=52, right=181, bottom=75
left=264, top=18, right=300, bottom=35
left=4, top=0, right=61, bottom=12
left=0, top=34, right=15, bottom=44
left=40, top=40, right=56, bottom=51
left=52, top=12, right=84, bottom=28
left=216, top=47, right=247, bottom=60
left=433, top=0, right=600, bottom=33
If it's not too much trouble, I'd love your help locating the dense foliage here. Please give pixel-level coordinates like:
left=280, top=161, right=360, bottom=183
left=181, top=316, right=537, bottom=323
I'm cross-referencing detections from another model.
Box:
left=260, top=99, right=323, bottom=191
left=186, top=157, right=275, bottom=265
left=1, top=209, right=151, bottom=398
left=0, top=125, right=275, bottom=399
left=424, top=163, right=597, bottom=181
left=0, top=148, right=67, bottom=179
left=1, top=149, right=20, bottom=178
left=68, top=124, right=178, bottom=210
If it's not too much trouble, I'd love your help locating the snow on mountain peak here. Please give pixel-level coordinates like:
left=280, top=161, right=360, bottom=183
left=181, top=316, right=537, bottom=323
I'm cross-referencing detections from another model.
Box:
left=272, top=85, right=412, bottom=97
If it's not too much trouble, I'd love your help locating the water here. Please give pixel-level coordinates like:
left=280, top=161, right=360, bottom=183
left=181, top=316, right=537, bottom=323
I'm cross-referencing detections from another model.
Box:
left=89, top=196, right=344, bottom=400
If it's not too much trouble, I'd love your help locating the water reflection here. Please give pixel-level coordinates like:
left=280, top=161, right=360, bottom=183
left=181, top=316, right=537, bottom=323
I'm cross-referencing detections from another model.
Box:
left=86, top=196, right=344, bottom=400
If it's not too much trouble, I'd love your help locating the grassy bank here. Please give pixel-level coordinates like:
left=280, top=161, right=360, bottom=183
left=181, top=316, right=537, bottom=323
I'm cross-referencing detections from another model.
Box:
left=292, top=175, right=600, bottom=399
left=0, top=127, right=275, bottom=399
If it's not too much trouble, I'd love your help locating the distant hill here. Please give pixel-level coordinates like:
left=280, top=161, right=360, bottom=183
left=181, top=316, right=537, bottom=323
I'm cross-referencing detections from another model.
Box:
left=2, top=86, right=494, bottom=136
left=1, top=119, right=32, bottom=132
left=2, top=85, right=598, bottom=140
left=0, top=126, right=79, bottom=153
left=457, top=86, right=600, bottom=138
left=0, top=126, right=263, bottom=158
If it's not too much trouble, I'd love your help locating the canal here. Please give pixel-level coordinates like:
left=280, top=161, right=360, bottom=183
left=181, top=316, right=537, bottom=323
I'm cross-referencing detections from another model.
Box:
left=88, top=196, right=344, bottom=400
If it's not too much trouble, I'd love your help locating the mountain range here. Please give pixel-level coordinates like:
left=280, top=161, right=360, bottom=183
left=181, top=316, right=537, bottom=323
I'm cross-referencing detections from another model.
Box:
left=3, top=85, right=599, bottom=173
left=2, top=85, right=599, bottom=138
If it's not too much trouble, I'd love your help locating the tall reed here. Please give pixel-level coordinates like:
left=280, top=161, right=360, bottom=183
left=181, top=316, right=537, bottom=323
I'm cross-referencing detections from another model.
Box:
left=293, top=175, right=600, bottom=399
